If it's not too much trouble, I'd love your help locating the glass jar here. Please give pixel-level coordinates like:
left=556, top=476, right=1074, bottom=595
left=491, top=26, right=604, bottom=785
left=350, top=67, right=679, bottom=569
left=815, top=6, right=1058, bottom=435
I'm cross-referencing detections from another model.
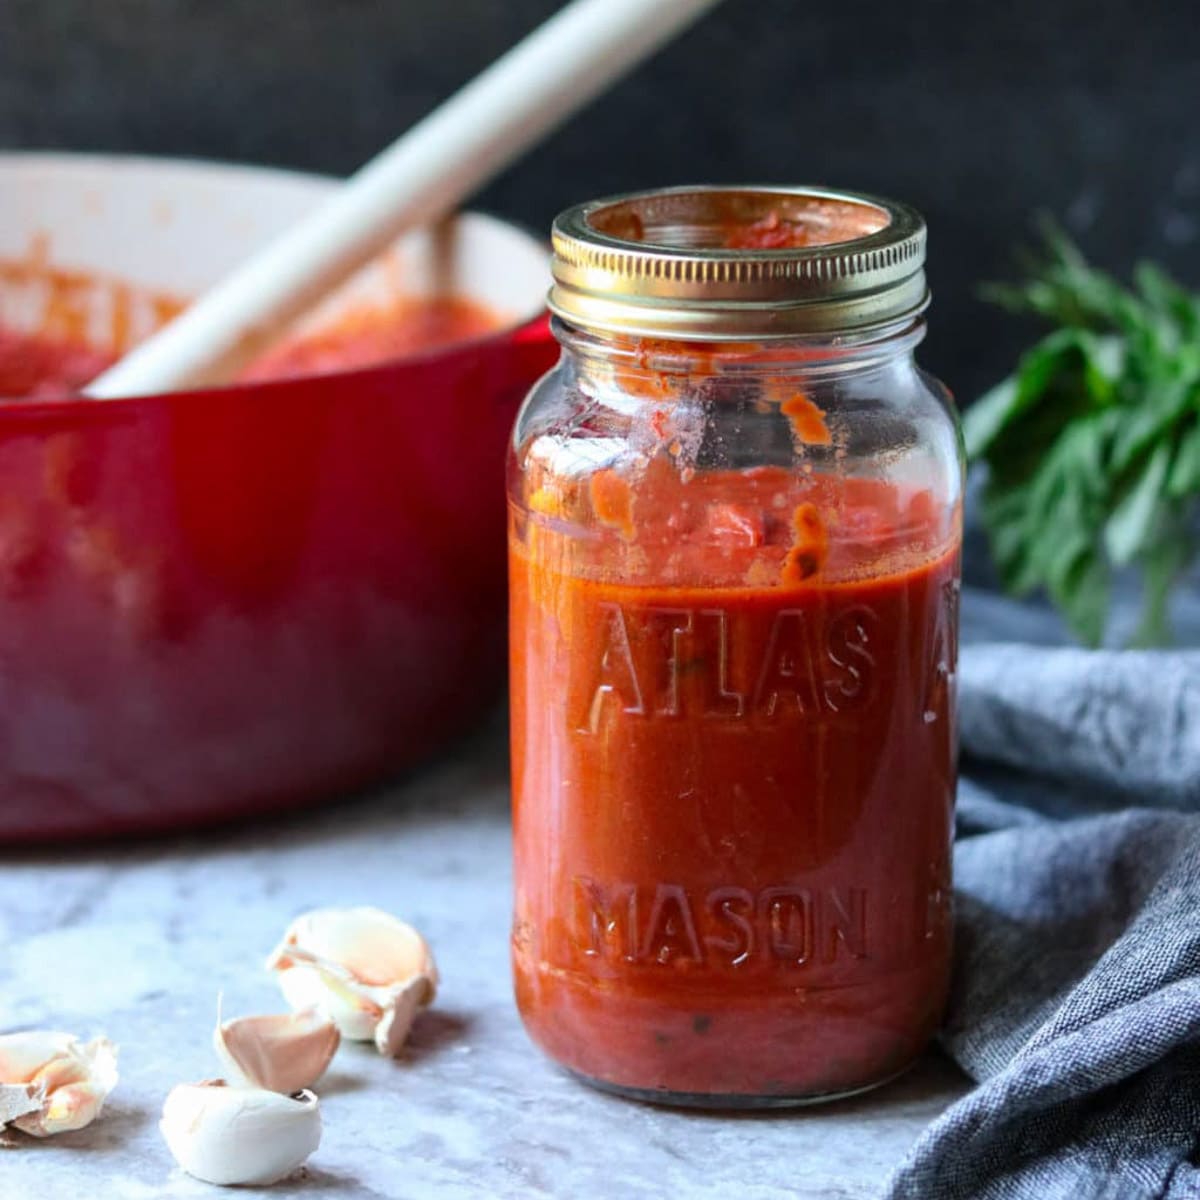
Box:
left=508, top=186, right=963, bottom=1107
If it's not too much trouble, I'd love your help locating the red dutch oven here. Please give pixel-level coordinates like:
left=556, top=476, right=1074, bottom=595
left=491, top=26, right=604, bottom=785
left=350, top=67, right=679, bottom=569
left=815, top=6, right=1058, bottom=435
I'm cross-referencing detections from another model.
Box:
left=0, top=153, right=557, bottom=841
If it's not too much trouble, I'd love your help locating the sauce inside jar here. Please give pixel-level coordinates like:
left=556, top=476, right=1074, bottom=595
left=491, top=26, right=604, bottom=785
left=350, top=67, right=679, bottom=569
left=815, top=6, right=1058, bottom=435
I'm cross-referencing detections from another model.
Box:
left=510, top=458, right=958, bottom=1101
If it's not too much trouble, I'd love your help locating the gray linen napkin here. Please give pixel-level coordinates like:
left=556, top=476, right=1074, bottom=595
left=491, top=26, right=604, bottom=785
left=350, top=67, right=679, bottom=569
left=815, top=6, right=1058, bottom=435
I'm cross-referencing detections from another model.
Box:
left=883, top=615, right=1200, bottom=1199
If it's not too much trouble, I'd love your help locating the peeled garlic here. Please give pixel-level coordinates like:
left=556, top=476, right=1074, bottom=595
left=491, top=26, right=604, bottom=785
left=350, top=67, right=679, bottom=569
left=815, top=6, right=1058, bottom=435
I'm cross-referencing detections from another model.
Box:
left=214, top=1006, right=339, bottom=1095
left=0, top=1031, right=118, bottom=1137
left=266, top=906, right=437, bottom=1057
left=160, top=1080, right=321, bottom=1186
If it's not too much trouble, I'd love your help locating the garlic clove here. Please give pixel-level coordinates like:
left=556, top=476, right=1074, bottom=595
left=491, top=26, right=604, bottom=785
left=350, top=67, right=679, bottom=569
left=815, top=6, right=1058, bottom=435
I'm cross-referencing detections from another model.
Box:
left=266, top=906, right=437, bottom=1057
left=0, top=1032, right=119, bottom=1137
left=214, top=1007, right=340, bottom=1095
left=21, top=1076, right=114, bottom=1137
left=275, top=961, right=382, bottom=1043
left=160, top=1080, right=321, bottom=1187
left=269, top=907, right=438, bottom=994
left=373, top=975, right=431, bottom=1058
left=0, top=1031, right=79, bottom=1082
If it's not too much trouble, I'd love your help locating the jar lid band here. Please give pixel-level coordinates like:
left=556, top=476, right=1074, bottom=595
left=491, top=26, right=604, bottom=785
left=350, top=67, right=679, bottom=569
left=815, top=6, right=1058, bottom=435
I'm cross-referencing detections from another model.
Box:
left=549, top=185, right=928, bottom=340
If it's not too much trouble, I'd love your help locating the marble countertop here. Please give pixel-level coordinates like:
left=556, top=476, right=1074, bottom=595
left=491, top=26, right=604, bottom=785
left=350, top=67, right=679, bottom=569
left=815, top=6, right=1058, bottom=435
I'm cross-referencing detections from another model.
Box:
left=0, top=722, right=968, bottom=1199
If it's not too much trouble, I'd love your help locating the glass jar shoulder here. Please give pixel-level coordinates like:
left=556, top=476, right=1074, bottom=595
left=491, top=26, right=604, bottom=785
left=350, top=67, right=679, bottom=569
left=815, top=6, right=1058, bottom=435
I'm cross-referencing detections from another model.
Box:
left=509, top=339, right=962, bottom=591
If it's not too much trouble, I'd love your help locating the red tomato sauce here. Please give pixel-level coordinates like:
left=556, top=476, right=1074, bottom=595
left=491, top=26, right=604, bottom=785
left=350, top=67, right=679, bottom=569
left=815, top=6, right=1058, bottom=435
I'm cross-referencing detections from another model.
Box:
left=510, top=463, right=958, bottom=1099
left=724, top=210, right=821, bottom=249
left=0, top=296, right=502, bottom=399
left=0, top=326, right=117, bottom=399
left=239, top=297, right=502, bottom=382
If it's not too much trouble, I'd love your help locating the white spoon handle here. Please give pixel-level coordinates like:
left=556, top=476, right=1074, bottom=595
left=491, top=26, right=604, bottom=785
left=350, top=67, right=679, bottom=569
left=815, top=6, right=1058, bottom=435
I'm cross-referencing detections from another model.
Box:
left=84, top=0, right=722, bottom=399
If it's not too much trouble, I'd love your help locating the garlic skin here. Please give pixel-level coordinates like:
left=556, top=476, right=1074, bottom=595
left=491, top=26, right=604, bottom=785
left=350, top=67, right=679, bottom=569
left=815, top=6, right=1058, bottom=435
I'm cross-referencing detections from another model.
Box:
left=214, top=1007, right=340, bottom=1095
left=0, top=1031, right=119, bottom=1137
left=266, top=906, right=438, bottom=1057
left=160, top=1081, right=321, bottom=1186
left=0, top=1083, right=42, bottom=1129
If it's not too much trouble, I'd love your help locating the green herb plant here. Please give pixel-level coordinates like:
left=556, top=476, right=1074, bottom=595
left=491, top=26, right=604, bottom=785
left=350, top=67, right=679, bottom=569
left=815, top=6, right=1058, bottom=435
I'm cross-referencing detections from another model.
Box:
left=965, top=221, right=1200, bottom=646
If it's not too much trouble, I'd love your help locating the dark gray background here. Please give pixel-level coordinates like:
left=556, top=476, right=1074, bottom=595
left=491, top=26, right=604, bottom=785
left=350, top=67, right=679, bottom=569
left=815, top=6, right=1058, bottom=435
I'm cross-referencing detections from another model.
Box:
left=2, top=0, right=1197, bottom=399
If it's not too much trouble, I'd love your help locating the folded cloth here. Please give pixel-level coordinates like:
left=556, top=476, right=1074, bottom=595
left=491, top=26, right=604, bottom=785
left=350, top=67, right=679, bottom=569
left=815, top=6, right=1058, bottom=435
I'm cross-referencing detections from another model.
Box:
left=884, top=634, right=1200, bottom=1200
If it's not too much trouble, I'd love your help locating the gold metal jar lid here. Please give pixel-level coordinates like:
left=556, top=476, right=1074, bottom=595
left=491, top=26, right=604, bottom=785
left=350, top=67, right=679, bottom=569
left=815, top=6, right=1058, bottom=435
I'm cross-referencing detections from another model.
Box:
left=549, top=185, right=928, bottom=340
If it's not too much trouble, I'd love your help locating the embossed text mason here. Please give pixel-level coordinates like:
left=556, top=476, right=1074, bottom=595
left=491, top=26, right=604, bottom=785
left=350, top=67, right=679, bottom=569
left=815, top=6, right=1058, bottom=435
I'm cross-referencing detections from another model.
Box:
left=507, top=186, right=963, bottom=1106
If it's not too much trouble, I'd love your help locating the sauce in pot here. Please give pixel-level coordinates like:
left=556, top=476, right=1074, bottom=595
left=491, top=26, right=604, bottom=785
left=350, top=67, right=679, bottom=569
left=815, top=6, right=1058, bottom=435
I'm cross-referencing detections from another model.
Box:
left=0, top=295, right=503, bottom=399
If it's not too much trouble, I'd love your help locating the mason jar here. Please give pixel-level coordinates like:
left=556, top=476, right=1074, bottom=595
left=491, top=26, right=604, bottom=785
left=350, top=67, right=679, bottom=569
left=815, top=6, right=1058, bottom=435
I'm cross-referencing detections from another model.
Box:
left=508, top=186, right=963, bottom=1107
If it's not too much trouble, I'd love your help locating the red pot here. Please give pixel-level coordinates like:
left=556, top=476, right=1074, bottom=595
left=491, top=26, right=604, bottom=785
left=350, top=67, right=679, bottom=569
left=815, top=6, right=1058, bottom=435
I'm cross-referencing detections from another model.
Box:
left=0, top=153, right=556, bottom=841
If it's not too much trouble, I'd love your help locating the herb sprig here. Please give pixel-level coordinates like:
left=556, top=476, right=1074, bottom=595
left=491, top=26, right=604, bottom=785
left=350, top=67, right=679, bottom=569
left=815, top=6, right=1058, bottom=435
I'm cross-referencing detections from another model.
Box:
left=965, top=221, right=1200, bottom=646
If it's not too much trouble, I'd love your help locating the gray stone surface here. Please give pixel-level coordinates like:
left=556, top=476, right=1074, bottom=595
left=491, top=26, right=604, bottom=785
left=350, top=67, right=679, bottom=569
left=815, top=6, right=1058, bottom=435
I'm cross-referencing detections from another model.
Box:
left=0, top=724, right=967, bottom=1199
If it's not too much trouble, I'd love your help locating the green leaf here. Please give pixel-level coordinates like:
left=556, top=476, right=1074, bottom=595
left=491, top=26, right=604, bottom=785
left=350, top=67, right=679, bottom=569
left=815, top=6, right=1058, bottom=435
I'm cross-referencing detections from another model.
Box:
left=962, top=377, right=1018, bottom=460
left=1167, top=419, right=1200, bottom=499
left=1023, top=418, right=1107, bottom=575
left=1107, top=372, right=1194, bottom=478
left=978, top=413, right=1109, bottom=604
left=1132, top=521, right=1196, bottom=647
left=980, top=478, right=1039, bottom=594
left=1052, top=541, right=1110, bottom=647
left=963, top=329, right=1120, bottom=460
left=1104, top=440, right=1172, bottom=566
